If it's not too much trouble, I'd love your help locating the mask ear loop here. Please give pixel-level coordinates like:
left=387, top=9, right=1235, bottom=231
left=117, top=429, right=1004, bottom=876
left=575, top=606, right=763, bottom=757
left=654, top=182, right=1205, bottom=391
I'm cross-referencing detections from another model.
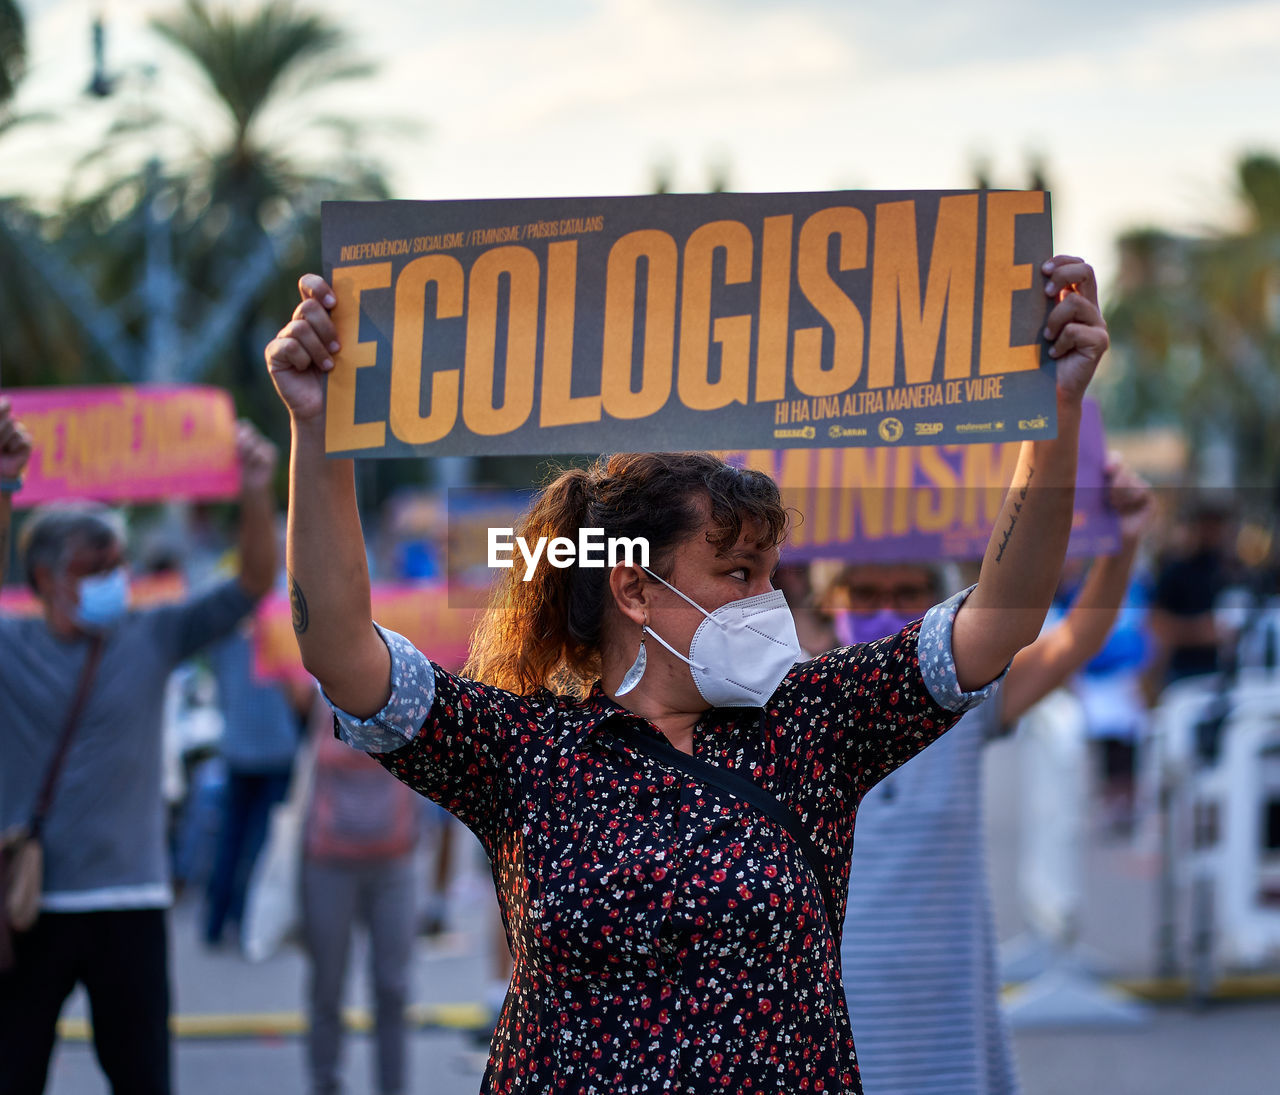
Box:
left=632, top=573, right=721, bottom=676
left=642, top=566, right=727, bottom=631
left=642, top=623, right=710, bottom=674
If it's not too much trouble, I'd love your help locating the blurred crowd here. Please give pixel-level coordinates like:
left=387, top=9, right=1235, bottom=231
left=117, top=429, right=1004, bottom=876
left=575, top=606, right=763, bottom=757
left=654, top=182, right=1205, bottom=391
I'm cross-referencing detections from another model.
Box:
left=4, top=410, right=1280, bottom=1095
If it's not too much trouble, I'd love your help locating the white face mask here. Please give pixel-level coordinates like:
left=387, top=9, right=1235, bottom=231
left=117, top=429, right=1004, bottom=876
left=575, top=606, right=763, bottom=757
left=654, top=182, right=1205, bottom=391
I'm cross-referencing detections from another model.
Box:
left=637, top=567, right=803, bottom=707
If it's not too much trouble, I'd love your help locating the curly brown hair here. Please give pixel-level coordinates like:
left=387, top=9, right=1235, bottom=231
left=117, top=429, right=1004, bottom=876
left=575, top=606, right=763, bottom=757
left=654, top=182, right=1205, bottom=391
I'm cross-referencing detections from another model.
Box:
left=463, top=452, right=789, bottom=697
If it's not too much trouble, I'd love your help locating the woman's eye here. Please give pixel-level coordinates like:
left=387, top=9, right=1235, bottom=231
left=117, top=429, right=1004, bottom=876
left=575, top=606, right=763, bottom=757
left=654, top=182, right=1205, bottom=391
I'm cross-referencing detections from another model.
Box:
left=728, top=568, right=748, bottom=581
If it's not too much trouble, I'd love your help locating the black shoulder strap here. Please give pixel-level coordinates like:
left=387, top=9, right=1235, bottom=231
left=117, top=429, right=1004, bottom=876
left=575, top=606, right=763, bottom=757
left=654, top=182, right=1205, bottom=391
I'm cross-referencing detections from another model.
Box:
left=29, top=634, right=105, bottom=840
left=622, top=731, right=838, bottom=934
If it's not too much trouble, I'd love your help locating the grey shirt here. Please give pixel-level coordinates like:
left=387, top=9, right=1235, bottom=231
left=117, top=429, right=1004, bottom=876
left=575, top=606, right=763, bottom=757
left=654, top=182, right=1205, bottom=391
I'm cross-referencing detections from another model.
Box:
left=207, top=630, right=300, bottom=773
left=841, top=698, right=1020, bottom=1095
left=0, top=579, right=256, bottom=910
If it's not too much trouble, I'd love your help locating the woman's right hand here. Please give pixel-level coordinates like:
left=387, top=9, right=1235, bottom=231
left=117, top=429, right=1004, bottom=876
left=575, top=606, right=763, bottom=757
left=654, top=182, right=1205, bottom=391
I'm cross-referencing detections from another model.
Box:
left=264, top=274, right=340, bottom=423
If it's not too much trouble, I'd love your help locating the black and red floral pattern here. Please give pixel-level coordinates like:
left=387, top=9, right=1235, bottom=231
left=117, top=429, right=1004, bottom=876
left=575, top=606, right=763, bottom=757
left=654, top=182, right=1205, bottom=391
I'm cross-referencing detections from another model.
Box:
left=333, top=588, right=998, bottom=1094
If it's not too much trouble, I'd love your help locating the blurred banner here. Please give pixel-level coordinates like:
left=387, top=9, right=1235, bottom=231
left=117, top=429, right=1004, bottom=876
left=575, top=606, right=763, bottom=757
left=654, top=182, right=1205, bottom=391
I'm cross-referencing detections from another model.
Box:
left=722, top=398, right=1120, bottom=562
left=445, top=487, right=534, bottom=592
left=0, top=572, right=188, bottom=615
left=2, top=572, right=478, bottom=683
left=322, top=190, right=1055, bottom=458
left=4, top=385, right=239, bottom=507
left=254, top=582, right=479, bottom=682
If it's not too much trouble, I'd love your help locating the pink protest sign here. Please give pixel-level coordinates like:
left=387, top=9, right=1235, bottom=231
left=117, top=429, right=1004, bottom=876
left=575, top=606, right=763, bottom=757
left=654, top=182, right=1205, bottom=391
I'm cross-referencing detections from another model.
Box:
left=4, top=385, right=240, bottom=506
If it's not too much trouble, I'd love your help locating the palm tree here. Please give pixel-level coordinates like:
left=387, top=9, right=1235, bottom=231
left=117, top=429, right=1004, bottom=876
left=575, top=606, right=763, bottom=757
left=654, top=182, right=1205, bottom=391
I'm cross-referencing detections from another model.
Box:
left=0, top=0, right=101, bottom=388
left=0, top=0, right=23, bottom=114
left=51, top=0, right=392, bottom=413
left=146, top=0, right=386, bottom=245
left=1104, top=152, right=1280, bottom=482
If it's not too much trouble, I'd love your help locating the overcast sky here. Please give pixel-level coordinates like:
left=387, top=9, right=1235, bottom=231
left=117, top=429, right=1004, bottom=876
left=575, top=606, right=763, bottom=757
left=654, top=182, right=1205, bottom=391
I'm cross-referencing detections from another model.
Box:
left=4, top=0, right=1280, bottom=291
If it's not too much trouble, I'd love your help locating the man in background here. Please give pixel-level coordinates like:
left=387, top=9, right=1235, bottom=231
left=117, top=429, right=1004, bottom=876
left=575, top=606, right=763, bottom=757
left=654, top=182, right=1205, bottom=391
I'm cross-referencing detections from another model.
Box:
left=0, top=399, right=278, bottom=1095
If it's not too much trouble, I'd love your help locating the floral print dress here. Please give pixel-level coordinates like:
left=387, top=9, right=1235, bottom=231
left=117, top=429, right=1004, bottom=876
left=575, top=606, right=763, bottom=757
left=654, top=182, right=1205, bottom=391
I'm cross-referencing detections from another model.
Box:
left=331, top=587, right=1001, bottom=1095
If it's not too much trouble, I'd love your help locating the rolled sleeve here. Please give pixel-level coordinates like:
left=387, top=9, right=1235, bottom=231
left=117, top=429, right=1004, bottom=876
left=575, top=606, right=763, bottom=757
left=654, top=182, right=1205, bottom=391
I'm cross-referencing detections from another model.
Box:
left=325, top=624, right=436, bottom=753
left=918, top=583, right=1009, bottom=713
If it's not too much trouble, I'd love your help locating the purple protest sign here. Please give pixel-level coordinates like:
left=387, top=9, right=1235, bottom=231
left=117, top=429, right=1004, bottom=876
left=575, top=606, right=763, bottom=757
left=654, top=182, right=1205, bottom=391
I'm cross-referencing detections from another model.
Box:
left=721, top=398, right=1120, bottom=562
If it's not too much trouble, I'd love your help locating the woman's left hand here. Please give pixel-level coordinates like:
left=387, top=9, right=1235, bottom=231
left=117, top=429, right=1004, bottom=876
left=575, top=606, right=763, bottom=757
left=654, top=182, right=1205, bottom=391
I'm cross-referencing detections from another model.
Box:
left=1042, top=255, right=1109, bottom=405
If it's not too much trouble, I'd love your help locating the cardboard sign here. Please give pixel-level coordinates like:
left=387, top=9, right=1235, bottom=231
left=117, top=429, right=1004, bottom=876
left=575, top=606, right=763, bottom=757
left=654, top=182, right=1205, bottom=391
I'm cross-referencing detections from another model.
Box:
left=322, top=190, right=1056, bottom=458
left=4, top=385, right=239, bottom=507
left=721, top=399, right=1121, bottom=562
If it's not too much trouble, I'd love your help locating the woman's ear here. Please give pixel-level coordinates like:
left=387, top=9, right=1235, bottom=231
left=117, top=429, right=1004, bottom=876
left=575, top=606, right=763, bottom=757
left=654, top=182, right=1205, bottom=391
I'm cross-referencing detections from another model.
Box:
left=609, top=563, right=649, bottom=627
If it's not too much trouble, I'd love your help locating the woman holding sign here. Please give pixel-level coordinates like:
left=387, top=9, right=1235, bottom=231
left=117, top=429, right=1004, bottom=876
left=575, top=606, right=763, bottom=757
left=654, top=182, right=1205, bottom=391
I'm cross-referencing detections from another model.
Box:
left=265, top=256, right=1108, bottom=1095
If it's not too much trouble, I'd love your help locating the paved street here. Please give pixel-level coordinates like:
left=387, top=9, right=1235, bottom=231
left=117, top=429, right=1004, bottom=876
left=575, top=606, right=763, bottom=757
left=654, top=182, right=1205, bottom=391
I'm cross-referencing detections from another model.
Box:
left=41, top=736, right=1280, bottom=1095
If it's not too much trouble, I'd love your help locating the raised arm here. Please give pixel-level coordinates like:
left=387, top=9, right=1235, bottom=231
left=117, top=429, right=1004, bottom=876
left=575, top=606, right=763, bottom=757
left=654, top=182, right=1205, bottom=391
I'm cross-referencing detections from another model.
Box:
left=997, top=460, right=1154, bottom=724
left=952, top=255, right=1111, bottom=691
left=0, top=398, right=34, bottom=593
left=264, top=275, right=391, bottom=718
left=233, top=419, right=281, bottom=600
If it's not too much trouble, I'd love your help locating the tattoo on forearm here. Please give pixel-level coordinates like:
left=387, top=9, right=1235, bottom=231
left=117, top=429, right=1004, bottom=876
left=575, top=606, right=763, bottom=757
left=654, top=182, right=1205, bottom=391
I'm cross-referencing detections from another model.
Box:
left=995, top=466, right=1035, bottom=564
left=289, top=572, right=309, bottom=634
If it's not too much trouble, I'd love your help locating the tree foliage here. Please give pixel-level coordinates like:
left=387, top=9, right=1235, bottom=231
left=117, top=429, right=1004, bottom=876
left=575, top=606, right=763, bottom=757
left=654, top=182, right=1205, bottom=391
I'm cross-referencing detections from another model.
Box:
left=0, top=0, right=23, bottom=111
left=18, top=0, right=392, bottom=432
left=0, top=1, right=95, bottom=387
left=1104, top=152, right=1280, bottom=482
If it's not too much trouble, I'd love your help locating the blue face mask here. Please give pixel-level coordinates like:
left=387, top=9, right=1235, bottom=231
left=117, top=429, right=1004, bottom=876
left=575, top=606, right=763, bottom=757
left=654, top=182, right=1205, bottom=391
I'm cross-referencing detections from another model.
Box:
left=74, top=567, right=130, bottom=630
left=835, top=608, right=916, bottom=646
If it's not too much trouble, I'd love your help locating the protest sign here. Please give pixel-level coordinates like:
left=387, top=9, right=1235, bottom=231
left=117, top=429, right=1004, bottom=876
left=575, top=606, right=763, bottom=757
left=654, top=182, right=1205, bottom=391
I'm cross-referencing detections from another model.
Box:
left=322, top=189, right=1056, bottom=458
left=4, top=385, right=239, bottom=507
left=254, top=583, right=478, bottom=682
left=721, top=398, right=1120, bottom=562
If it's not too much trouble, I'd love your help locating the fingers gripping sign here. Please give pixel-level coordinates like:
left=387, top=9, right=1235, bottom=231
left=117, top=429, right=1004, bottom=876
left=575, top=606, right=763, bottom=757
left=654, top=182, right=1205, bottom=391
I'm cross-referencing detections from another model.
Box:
left=1041, top=255, right=1108, bottom=403
left=264, top=275, right=341, bottom=424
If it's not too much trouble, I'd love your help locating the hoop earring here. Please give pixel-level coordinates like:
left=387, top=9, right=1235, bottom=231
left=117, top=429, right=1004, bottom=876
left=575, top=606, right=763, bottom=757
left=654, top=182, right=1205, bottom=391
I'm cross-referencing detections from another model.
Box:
left=615, top=626, right=648, bottom=697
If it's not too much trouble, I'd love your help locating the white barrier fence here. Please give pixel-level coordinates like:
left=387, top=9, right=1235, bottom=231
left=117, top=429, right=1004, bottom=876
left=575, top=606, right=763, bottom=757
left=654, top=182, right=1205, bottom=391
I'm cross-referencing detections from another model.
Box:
left=1002, top=689, right=1149, bottom=1027
left=1004, top=601, right=1280, bottom=1013
left=1148, top=666, right=1280, bottom=995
